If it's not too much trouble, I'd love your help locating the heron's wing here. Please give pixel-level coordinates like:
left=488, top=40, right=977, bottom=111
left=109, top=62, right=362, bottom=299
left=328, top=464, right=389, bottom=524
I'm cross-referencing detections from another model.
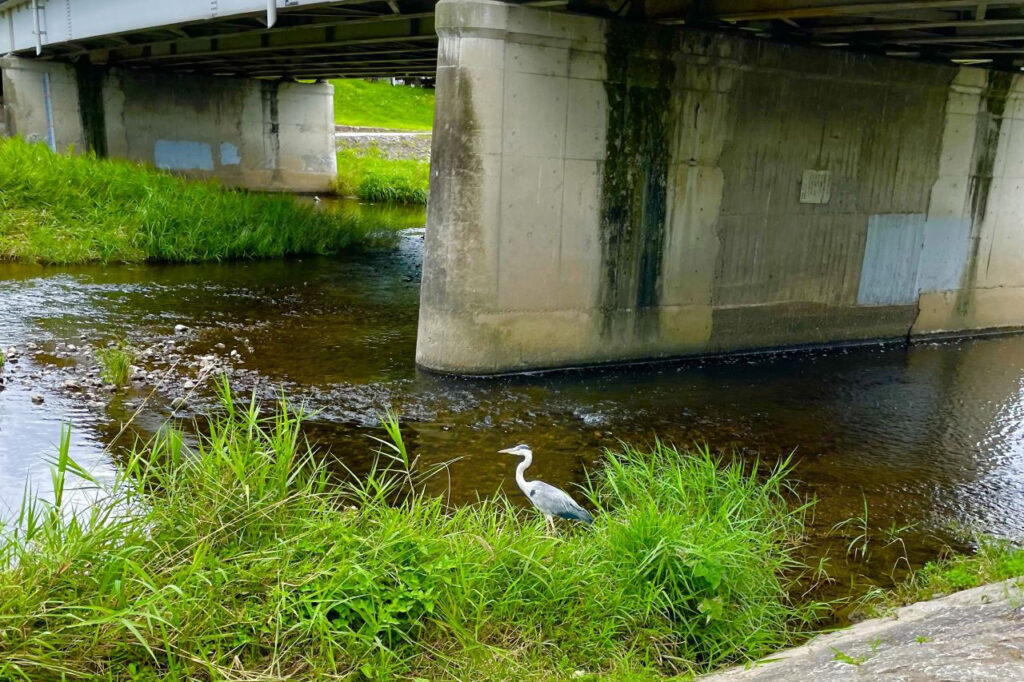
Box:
left=527, top=481, right=594, bottom=523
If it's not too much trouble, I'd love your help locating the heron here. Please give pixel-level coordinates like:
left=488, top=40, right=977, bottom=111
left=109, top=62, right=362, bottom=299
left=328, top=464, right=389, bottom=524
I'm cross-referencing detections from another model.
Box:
left=499, top=444, right=594, bottom=531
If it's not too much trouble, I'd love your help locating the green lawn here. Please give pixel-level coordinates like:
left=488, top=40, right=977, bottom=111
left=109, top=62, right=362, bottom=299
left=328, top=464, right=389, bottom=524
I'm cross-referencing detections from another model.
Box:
left=332, top=78, right=435, bottom=131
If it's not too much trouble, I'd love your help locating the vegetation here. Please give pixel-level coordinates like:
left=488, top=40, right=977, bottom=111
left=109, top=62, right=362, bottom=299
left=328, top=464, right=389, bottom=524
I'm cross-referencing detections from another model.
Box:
left=332, top=79, right=434, bottom=131
left=336, top=147, right=430, bottom=204
left=0, top=347, right=5, bottom=369
left=0, top=386, right=821, bottom=680
left=0, top=138, right=386, bottom=265
left=96, top=343, right=135, bottom=387
left=881, top=536, right=1024, bottom=607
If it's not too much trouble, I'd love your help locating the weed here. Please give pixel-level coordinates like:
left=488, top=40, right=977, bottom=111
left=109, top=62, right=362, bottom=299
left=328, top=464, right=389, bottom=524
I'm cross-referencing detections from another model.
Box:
left=915, top=635, right=930, bottom=643
left=832, top=494, right=870, bottom=560
left=96, top=342, right=135, bottom=386
left=832, top=648, right=868, bottom=665
left=0, top=386, right=823, bottom=680
left=0, top=347, right=5, bottom=369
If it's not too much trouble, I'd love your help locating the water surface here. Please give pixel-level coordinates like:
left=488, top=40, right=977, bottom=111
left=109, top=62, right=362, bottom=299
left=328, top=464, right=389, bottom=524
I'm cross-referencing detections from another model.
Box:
left=2, top=203, right=1024, bottom=601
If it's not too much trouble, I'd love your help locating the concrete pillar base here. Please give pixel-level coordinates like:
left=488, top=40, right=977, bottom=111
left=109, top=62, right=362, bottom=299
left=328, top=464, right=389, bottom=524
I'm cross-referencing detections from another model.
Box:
left=416, top=0, right=1024, bottom=375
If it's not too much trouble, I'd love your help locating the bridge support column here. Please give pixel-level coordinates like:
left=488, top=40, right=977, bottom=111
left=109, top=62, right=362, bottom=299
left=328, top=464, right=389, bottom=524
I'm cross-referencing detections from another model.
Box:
left=0, top=56, right=336, bottom=192
left=418, top=0, right=1024, bottom=374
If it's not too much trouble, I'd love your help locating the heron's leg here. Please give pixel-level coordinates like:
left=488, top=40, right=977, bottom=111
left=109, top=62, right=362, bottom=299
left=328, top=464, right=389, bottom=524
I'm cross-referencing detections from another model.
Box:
left=545, top=515, right=555, bottom=534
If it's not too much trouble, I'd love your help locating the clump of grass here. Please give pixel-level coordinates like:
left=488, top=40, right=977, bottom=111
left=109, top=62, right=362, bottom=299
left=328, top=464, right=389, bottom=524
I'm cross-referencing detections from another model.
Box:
left=0, top=347, right=5, bottom=369
left=336, top=147, right=429, bottom=204
left=0, top=138, right=387, bottom=264
left=0, top=383, right=821, bottom=680
left=95, top=342, right=135, bottom=386
left=332, top=79, right=434, bottom=131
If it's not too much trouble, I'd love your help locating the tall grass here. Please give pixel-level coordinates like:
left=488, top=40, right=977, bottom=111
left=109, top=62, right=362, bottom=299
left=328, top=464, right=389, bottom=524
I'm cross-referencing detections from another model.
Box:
left=332, top=79, right=434, bottom=131
left=0, top=383, right=821, bottom=680
left=0, top=138, right=385, bottom=264
left=336, top=147, right=429, bottom=204
left=96, top=343, right=135, bottom=386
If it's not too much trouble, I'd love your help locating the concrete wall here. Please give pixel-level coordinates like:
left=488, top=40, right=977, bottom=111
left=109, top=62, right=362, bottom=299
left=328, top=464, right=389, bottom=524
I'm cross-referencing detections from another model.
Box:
left=0, top=57, right=336, bottom=192
left=417, top=0, right=1024, bottom=374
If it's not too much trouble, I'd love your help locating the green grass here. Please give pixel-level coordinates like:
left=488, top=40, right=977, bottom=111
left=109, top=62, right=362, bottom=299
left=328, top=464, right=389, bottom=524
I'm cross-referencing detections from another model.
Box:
left=0, top=347, right=5, bottom=369
left=888, top=537, right=1024, bottom=605
left=332, top=79, right=434, bottom=131
left=336, top=147, right=430, bottom=204
left=0, top=138, right=387, bottom=264
left=0, top=384, right=822, bottom=680
left=96, top=343, right=135, bottom=387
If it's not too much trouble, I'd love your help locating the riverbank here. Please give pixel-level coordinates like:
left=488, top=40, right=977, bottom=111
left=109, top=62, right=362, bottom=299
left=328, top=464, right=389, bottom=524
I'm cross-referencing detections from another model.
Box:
left=336, top=146, right=430, bottom=204
left=706, top=575, right=1024, bottom=680
left=0, top=388, right=820, bottom=680
left=0, top=138, right=384, bottom=264
left=331, top=80, right=433, bottom=204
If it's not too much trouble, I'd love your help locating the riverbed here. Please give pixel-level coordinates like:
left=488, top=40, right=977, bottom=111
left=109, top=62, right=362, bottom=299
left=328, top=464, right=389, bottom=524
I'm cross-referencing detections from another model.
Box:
left=2, top=201, right=1024, bottom=606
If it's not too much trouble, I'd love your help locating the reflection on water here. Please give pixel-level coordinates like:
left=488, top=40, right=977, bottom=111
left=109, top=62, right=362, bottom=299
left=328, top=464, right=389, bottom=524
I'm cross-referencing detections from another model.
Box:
left=2, top=202, right=1024, bottom=600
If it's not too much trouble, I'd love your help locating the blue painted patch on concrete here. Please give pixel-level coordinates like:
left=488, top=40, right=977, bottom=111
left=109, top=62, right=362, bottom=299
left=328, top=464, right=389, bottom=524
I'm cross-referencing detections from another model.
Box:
left=154, top=140, right=214, bottom=171
left=219, top=142, right=241, bottom=166
left=857, top=214, right=926, bottom=306
left=917, top=217, right=970, bottom=294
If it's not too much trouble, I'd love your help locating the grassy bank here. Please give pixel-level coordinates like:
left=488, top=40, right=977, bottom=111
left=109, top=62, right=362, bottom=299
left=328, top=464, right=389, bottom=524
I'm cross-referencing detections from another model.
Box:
left=0, top=386, right=821, bottom=680
left=0, top=138, right=383, bottom=265
left=336, top=147, right=430, bottom=204
left=863, top=536, right=1024, bottom=616
left=332, top=79, right=434, bottom=131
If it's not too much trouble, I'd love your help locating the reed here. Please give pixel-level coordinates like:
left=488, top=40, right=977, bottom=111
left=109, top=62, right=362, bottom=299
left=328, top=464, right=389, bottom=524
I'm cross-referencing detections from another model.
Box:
left=0, top=382, right=821, bottom=680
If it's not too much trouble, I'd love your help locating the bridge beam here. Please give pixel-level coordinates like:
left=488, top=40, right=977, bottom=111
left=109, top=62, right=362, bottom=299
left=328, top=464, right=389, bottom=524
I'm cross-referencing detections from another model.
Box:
left=417, top=0, right=1024, bottom=374
left=0, top=57, right=336, bottom=192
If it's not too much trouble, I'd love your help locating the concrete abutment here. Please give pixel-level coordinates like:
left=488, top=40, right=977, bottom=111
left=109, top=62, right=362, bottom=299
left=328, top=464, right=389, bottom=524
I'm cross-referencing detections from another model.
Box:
left=0, top=57, right=336, bottom=193
left=417, top=0, right=1024, bottom=374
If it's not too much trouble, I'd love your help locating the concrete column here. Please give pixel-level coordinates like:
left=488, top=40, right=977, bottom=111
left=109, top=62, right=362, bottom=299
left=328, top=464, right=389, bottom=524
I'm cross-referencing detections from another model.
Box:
left=0, top=56, right=336, bottom=193
left=418, top=0, right=1024, bottom=375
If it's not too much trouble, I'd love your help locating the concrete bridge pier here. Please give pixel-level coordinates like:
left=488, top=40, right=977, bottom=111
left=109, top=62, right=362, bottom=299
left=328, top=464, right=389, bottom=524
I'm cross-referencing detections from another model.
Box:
left=0, top=57, right=336, bottom=193
left=417, top=0, right=1024, bottom=375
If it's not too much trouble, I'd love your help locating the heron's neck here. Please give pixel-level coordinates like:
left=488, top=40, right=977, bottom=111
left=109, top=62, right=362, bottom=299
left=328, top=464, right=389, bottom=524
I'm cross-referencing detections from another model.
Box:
left=515, top=452, right=532, bottom=491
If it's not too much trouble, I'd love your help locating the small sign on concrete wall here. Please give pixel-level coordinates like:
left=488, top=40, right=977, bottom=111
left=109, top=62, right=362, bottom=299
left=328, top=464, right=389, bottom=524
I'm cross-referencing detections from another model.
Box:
left=800, top=170, right=832, bottom=204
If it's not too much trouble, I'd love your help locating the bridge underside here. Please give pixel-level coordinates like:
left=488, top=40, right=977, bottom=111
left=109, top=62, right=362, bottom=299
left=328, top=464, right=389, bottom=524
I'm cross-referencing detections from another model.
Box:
left=7, top=1, right=1024, bottom=78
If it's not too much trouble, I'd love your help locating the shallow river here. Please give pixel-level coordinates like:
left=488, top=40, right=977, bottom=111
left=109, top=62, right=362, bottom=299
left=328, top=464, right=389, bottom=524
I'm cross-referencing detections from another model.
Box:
left=2, top=201, right=1024, bottom=602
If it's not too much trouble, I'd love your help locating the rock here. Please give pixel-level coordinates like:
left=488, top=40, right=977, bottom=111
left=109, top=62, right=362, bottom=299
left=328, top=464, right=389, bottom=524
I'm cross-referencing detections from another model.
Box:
left=171, top=396, right=188, bottom=409
left=230, top=349, right=239, bottom=357
left=214, top=343, right=226, bottom=350
left=30, top=394, right=44, bottom=404
left=62, top=379, right=81, bottom=391
left=66, top=344, right=77, bottom=352
left=183, top=379, right=195, bottom=390
left=174, top=324, right=189, bottom=334
left=104, top=384, right=117, bottom=393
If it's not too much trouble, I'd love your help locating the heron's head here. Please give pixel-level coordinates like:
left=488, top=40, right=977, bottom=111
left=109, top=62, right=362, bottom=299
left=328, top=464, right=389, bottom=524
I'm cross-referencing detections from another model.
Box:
left=498, top=444, right=532, bottom=458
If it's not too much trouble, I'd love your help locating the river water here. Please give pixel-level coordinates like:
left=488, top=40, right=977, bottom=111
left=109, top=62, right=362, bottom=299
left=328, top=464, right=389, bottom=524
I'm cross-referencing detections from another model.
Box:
left=2, top=201, right=1024, bottom=602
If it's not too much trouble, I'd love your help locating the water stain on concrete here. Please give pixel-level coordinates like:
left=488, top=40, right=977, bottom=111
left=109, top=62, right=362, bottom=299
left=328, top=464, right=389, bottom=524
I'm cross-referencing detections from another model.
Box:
left=598, top=23, right=675, bottom=340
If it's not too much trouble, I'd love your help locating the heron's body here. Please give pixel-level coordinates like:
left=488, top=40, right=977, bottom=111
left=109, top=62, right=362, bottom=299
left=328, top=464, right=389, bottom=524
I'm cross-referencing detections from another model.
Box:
left=501, top=444, right=594, bottom=528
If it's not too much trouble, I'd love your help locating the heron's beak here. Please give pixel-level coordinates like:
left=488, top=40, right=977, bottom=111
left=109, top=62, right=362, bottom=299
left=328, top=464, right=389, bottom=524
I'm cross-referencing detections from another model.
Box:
left=497, top=447, right=515, bottom=455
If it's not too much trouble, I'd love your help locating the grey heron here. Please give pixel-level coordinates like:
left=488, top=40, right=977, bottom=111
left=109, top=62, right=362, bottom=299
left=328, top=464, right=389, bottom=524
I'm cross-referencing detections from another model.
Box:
left=499, top=444, right=594, bottom=530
